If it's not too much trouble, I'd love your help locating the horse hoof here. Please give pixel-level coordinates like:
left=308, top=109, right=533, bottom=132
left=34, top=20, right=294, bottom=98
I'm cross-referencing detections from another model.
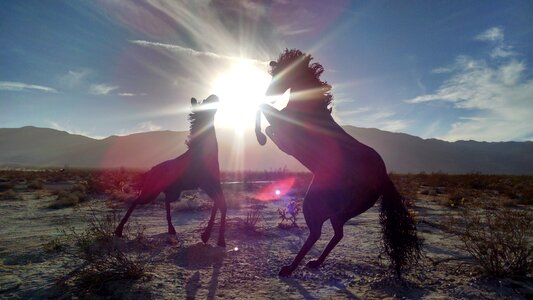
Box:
left=305, top=260, right=321, bottom=269
left=256, top=132, right=267, bottom=145
left=168, top=227, right=177, bottom=235
left=278, top=265, right=293, bottom=277
left=217, top=240, right=226, bottom=247
left=201, top=232, right=210, bottom=244
left=114, top=229, right=123, bottom=237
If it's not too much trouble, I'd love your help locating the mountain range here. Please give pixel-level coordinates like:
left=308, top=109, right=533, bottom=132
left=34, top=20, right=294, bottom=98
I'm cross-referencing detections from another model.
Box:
left=1, top=126, right=532, bottom=174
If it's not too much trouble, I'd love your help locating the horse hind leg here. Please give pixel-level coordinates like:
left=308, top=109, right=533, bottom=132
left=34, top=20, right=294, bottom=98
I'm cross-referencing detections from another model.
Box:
left=279, top=189, right=327, bottom=276
left=164, top=191, right=179, bottom=235
left=201, top=183, right=227, bottom=247
left=306, top=215, right=347, bottom=269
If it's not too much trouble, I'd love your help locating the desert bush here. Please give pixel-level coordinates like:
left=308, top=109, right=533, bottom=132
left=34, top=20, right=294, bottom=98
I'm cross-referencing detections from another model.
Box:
left=443, top=191, right=466, bottom=208
left=109, top=190, right=135, bottom=203
left=0, top=179, right=14, bottom=192
left=233, top=203, right=266, bottom=234
left=48, top=191, right=80, bottom=209
left=450, top=208, right=532, bottom=277
left=174, top=193, right=212, bottom=212
left=28, top=179, right=43, bottom=190
left=57, top=210, right=151, bottom=295
left=0, top=189, right=20, bottom=200
left=277, top=200, right=301, bottom=229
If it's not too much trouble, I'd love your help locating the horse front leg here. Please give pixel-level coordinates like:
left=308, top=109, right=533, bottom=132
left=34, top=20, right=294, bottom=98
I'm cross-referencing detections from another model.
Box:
left=255, top=110, right=267, bottom=145
left=255, top=104, right=283, bottom=146
left=115, top=201, right=138, bottom=237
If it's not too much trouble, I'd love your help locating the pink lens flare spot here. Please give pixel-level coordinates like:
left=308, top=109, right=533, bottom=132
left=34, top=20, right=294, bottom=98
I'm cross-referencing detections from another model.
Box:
left=234, top=247, right=239, bottom=251
left=275, top=189, right=281, bottom=196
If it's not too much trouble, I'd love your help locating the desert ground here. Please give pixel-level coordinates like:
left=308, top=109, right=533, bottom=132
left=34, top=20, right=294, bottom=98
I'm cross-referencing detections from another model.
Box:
left=0, top=170, right=531, bottom=299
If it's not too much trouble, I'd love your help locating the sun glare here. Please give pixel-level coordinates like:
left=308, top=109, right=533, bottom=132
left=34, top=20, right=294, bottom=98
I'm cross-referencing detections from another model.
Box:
left=211, top=60, right=272, bottom=133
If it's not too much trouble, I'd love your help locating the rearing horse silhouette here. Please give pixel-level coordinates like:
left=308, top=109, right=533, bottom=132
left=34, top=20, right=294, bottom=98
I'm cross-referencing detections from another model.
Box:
left=255, top=49, right=420, bottom=276
left=115, top=95, right=227, bottom=247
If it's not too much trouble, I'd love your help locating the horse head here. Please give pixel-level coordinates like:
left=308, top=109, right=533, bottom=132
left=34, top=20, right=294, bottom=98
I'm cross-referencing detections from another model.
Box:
left=255, top=49, right=333, bottom=146
left=188, top=94, right=219, bottom=148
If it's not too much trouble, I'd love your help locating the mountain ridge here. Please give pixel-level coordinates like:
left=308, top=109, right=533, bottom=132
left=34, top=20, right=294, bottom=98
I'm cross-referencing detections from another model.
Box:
left=1, top=126, right=532, bottom=174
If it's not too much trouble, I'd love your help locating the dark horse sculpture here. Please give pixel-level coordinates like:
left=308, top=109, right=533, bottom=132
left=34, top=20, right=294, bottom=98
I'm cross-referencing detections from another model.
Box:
left=255, top=49, right=420, bottom=276
left=115, top=95, right=227, bottom=247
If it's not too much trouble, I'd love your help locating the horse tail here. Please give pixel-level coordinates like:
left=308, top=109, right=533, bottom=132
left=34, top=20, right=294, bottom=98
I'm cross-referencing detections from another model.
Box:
left=379, top=177, right=421, bottom=277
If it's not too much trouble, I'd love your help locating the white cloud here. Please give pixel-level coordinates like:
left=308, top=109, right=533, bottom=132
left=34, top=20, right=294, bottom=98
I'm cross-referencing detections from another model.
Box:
left=58, top=69, right=91, bottom=88
left=335, top=107, right=410, bottom=132
left=130, top=40, right=268, bottom=65
left=475, top=27, right=504, bottom=42
left=406, top=28, right=533, bottom=141
left=89, top=83, right=118, bottom=95
left=0, top=81, right=57, bottom=93
left=118, top=92, right=147, bottom=97
left=474, top=26, right=515, bottom=58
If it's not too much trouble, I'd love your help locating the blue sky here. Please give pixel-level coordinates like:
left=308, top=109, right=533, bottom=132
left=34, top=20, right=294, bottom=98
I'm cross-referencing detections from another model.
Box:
left=1, top=1, right=532, bottom=141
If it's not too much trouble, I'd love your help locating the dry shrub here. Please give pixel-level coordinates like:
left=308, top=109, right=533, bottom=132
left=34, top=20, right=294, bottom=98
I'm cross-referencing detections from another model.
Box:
left=277, top=200, right=301, bottom=229
left=451, top=208, right=532, bottom=277
left=0, top=179, right=14, bottom=192
left=28, top=179, right=43, bottom=189
left=0, top=189, right=20, bottom=201
left=233, top=203, right=266, bottom=234
left=58, top=210, right=151, bottom=295
left=48, top=184, right=89, bottom=209
left=174, top=193, right=212, bottom=212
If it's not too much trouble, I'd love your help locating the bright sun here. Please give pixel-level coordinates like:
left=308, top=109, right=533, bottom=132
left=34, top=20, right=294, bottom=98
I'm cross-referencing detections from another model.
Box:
left=211, top=60, right=273, bottom=133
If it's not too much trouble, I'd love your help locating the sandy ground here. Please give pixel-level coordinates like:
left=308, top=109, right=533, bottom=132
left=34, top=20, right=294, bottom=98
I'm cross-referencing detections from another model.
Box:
left=0, top=185, right=531, bottom=299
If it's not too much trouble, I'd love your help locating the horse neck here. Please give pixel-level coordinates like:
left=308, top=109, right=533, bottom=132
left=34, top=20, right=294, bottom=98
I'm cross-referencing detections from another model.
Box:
left=286, top=82, right=327, bottom=114
left=189, top=125, right=218, bottom=159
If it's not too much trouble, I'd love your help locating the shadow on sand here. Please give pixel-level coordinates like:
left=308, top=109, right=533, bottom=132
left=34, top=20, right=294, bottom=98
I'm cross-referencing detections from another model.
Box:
left=170, top=242, right=225, bottom=299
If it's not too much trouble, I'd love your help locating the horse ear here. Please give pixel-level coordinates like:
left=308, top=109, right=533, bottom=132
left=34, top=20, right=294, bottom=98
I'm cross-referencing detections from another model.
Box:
left=191, top=97, right=198, bottom=106
left=269, top=61, right=277, bottom=67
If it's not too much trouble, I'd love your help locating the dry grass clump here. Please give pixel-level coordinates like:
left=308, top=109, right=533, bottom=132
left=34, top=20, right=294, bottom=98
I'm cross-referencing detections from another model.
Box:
left=0, top=189, right=20, bottom=201
left=55, top=210, right=152, bottom=295
left=0, top=178, right=14, bottom=192
left=450, top=208, right=532, bottom=277
left=174, top=193, right=213, bottom=212
left=28, top=179, right=43, bottom=189
left=48, top=183, right=89, bottom=209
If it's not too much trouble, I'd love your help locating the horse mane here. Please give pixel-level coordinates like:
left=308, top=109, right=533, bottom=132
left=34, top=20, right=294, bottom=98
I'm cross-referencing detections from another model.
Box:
left=186, top=109, right=212, bottom=149
left=270, top=49, right=333, bottom=113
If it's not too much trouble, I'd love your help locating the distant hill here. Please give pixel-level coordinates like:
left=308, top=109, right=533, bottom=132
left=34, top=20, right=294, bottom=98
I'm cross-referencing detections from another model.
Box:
left=1, top=126, right=532, bottom=174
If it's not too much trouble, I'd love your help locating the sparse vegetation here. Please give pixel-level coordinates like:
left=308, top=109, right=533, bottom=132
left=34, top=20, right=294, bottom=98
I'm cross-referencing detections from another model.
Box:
left=174, top=192, right=212, bottom=212
left=0, top=189, right=20, bottom=200
left=277, top=200, right=301, bottom=229
left=449, top=208, right=532, bottom=277
left=55, top=209, right=152, bottom=295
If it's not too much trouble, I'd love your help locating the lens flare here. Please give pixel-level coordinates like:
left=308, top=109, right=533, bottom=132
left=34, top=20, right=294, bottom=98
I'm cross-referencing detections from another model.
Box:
left=255, top=177, right=295, bottom=201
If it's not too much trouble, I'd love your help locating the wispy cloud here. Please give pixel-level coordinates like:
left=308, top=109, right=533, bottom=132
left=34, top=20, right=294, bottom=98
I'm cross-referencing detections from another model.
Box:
left=118, top=92, right=147, bottom=97
left=475, top=26, right=515, bottom=58
left=406, top=27, right=533, bottom=141
left=58, top=69, right=91, bottom=88
left=336, top=107, right=410, bottom=132
left=130, top=40, right=268, bottom=65
left=0, top=81, right=57, bottom=93
left=475, top=27, right=504, bottom=42
left=89, top=83, right=118, bottom=95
